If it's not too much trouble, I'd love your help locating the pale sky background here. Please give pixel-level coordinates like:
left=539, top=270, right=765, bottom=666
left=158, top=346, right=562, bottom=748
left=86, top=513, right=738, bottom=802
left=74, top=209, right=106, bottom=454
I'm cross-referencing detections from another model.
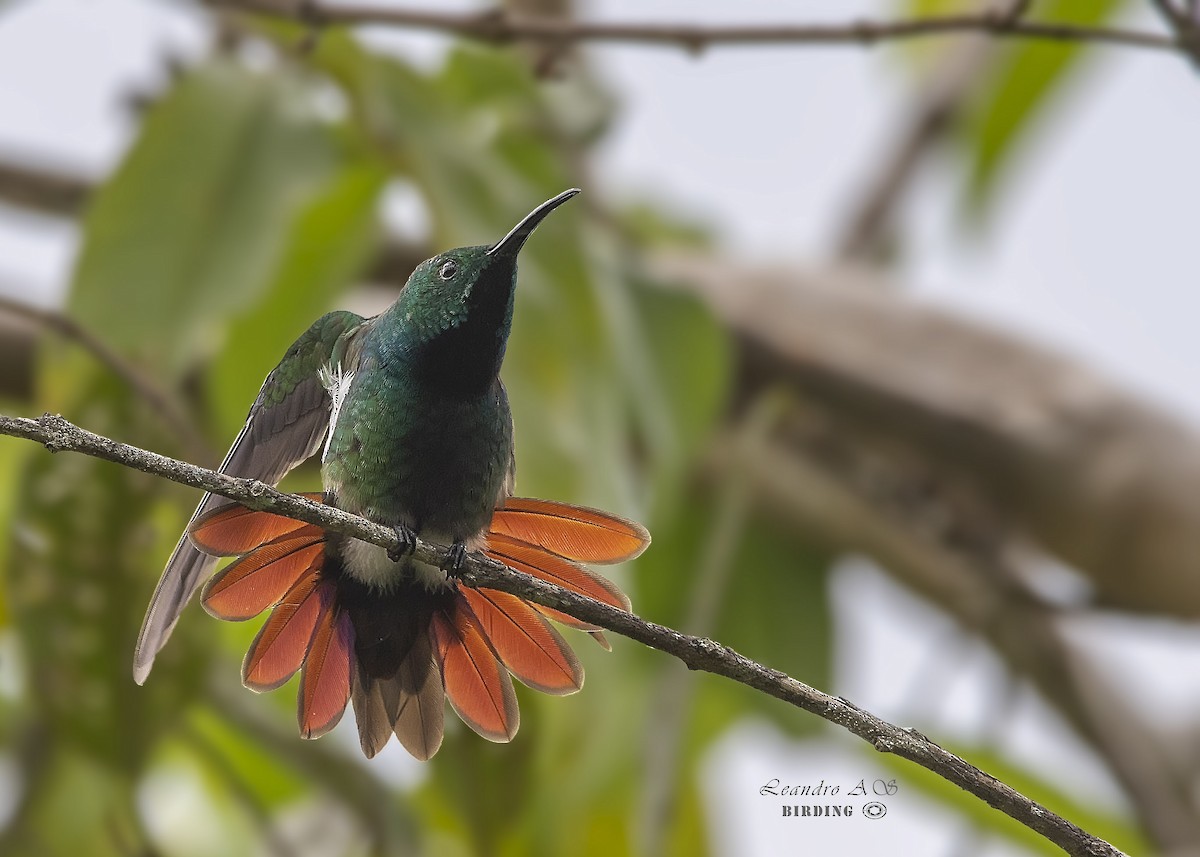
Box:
left=2, top=1, right=1200, bottom=855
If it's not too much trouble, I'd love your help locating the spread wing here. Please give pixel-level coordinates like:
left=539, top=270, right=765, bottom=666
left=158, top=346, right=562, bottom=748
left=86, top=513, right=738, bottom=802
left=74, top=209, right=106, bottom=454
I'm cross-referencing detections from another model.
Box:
left=133, top=310, right=367, bottom=684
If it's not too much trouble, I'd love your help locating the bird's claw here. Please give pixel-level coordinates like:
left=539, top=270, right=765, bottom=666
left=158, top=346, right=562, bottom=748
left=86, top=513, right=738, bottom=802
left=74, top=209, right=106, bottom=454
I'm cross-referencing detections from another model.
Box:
left=388, top=525, right=417, bottom=563
left=443, top=542, right=468, bottom=577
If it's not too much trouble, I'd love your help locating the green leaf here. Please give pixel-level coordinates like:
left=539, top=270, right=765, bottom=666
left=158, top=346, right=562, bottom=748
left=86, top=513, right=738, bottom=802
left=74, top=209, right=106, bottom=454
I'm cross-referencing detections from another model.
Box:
left=900, top=1, right=1129, bottom=217
left=424, top=730, right=537, bottom=855
left=183, top=707, right=307, bottom=809
left=632, top=280, right=732, bottom=470
left=656, top=776, right=712, bottom=857
left=6, top=366, right=206, bottom=772
left=0, top=435, right=27, bottom=625
left=207, top=691, right=421, bottom=855
left=1, top=750, right=142, bottom=857
left=641, top=492, right=831, bottom=692
left=440, top=46, right=543, bottom=112
left=958, top=0, right=1128, bottom=214
left=70, top=61, right=342, bottom=378
left=637, top=481, right=832, bottom=757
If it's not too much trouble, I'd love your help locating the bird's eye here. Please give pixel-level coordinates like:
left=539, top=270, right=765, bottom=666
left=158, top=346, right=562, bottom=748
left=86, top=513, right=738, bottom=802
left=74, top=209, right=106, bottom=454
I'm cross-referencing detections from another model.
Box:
left=438, top=260, right=458, bottom=280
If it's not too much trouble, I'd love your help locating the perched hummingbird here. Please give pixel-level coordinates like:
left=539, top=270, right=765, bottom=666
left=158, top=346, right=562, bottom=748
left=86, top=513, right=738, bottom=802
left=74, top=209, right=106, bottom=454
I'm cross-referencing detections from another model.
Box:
left=134, top=189, right=649, bottom=759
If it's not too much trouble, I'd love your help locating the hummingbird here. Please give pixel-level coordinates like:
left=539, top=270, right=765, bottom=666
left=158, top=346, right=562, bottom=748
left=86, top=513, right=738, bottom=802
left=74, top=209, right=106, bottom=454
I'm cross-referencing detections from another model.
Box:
left=133, top=189, right=649, bottom=759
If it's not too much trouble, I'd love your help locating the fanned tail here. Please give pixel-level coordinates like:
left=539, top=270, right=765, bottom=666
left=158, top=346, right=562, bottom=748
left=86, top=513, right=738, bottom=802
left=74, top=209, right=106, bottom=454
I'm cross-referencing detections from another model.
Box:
left=298, top=590, right=354, bottom=739
left=242, top=572, right=324, bottom=692
left=190, top=496, right=356, bottom=739
left=340, top=575, right=446, bottom=760
left=484, top=533, right=632, bottom=612
left=349, top=645, right=445, bottom=761
left=235, top=559, right=355, bottom=739
left=183, top=493, right=648, bottom=760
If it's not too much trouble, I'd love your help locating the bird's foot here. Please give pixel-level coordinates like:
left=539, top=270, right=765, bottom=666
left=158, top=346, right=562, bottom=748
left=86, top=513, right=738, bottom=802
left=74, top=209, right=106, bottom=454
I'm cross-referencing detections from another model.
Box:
left=388, top=524, right=418, bottom=563
left=442, top=542, right=468, bottom=578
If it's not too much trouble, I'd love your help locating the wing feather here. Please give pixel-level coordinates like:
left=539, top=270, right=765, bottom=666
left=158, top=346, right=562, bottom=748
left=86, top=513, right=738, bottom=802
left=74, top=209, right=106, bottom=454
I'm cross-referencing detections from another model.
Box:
left=133, top=311, right=366, bottom=684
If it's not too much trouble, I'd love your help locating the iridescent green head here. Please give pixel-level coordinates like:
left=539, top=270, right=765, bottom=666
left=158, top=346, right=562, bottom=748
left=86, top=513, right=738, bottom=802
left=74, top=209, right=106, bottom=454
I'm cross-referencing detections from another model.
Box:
left=380, top=188, right=580, bottom=391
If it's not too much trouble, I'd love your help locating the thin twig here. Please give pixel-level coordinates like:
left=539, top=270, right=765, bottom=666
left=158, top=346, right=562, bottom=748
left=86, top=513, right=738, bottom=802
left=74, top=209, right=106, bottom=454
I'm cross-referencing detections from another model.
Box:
left=836, top=0, right=1029, bottom=261
left=0, top=157, right=90, bottom=217
left=1150, top=0, right=1200, bottom=62
left=0, top=411, right=1126, bottom=857
left=1151, top=0, right=1187, bottom=30
left=206, top=0, right=1179, bottom=54
left=0, top=296, right=214, bottom=465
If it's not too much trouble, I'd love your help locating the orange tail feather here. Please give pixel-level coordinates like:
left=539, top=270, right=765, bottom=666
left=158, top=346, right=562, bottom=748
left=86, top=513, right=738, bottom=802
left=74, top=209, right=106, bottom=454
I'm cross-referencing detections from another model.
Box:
left=528, top=603, right=601, bottom=633
left=242, top=572, right=324, bottom=692
left=489, top=498, right=650, bottom=564
left=461, top=588, right=583, bottom=695
left=432, top=605, right=518, bottom=743
left=485, top=533, right=632, bottom=613
left=299, top=589, right=354, bottom=739
left=189, top=493, right=325, bottom=556
left=201, top=527, right=324, bottom=621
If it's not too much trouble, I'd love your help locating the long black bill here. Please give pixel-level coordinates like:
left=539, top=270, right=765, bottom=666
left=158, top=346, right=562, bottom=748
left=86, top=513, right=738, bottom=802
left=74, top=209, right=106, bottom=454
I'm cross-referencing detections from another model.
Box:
left=487, top=188, right=581, bottom=258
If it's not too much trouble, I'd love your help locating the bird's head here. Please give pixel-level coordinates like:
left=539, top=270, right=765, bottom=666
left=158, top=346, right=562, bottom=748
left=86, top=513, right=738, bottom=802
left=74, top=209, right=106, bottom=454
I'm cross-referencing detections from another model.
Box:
left=380, top=189, right=580, bottom=391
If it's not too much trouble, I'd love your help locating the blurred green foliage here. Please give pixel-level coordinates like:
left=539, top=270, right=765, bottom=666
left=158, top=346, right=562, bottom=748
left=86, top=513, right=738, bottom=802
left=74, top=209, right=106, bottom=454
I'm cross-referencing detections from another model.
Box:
left=906, top=0, right=1130, bottom=217
left=0, top=6, right=1147, bottom=856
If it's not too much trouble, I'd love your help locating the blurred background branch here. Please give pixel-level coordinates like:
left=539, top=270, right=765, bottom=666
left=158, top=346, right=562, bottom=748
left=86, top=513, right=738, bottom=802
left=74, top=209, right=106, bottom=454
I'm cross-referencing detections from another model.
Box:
left=0, top=156, right=90, bottom=217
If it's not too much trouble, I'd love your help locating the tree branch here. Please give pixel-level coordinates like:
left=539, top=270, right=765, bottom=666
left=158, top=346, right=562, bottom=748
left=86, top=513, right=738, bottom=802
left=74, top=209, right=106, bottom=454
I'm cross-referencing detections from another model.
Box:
left=0, top=411, right=1125, bottom=857
left=205, top=0, right=1178, bottom=55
